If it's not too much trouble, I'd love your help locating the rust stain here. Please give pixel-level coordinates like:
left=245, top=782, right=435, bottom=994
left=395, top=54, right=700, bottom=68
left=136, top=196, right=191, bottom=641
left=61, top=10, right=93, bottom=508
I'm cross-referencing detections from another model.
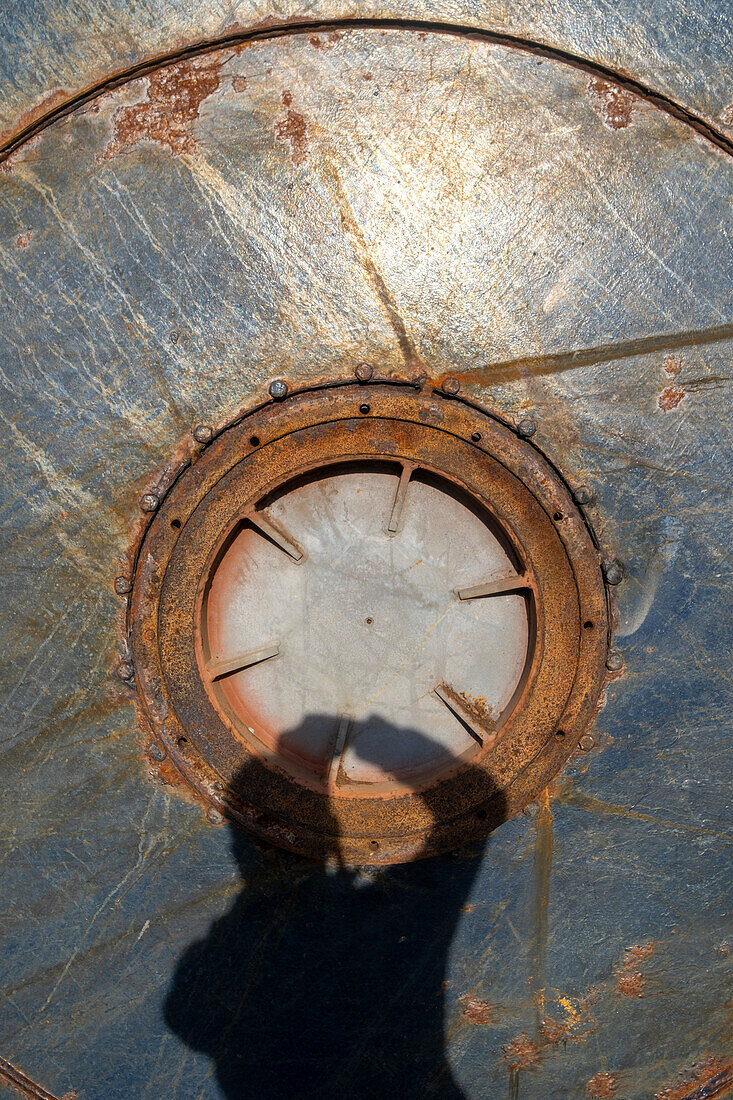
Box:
left=615, top=941, right=655, bottom=998
left=658, top=384, right=686, bottom=410
left=654, top=1057, right=733, bottom=1100
left=275, top=91, right=309, bottom=165
left=504, top=1033, right=541, bottom=1071
left=664, top=355, right=681, bottom=376
left=540, top=988, right=600, bottom=1045
left=587, top=1071, right=619, bottom=1098
left=459, top=996, right=497, bottom=1024
left=105, top=58, right=222, bottom=158
left=308, top=31, right=344, bottom=49
left=588, top=77, right=634, bottom=130
left=539, top=1017, right=565, bottom=1044
left=16, top=233, right=32, bottom=247
left=0, top=89, right=69, bottom=151
left=531, top=787, right=554, bottom=1027
left=232, top=76, right=248, bottom=93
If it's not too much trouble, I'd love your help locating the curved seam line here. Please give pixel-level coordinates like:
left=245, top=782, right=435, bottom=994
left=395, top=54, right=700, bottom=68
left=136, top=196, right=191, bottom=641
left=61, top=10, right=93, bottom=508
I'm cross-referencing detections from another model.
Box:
left=0, top=16, right=732, bottom=163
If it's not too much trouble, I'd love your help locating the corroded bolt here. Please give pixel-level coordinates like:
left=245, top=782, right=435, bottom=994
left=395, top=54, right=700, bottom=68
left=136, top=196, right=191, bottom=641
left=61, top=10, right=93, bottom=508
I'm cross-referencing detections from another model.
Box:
left=269, top=379, right=288, bottom=400
left=193, top=424, right=213, bottom=444
left=355, top=362, right=373, bottom=382
left=207, top=808, right=224, bottom=825
left=578, top=733, right=595, bottom=751
left=140, top=492, right=160, bottom=513
left=114, top=575, right=132, bottom=596
left=522, top=801, right=539, bottom=820
left=574, top=485, right=593, bottom=506
left=606, top=650, right=624, bottom=671
left=148, top=742, right=166, bottom=763
left=441, top=377, right=460, bottom=396
left=603, top=559, right=624, bottom=585
left=117, top=660, right=135, bottom=683
left=516, top=417, right=537, bottom=438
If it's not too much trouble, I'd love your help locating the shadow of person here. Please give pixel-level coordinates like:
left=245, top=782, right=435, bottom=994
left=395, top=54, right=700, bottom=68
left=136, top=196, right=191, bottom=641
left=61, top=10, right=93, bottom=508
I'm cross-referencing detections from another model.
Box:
left=164, top=716, right=506, bottom=1099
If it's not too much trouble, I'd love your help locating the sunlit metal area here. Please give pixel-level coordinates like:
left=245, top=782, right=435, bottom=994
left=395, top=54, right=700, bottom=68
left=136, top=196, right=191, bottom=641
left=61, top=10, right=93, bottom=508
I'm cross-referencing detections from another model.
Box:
left=0, top=3, right=731, bottom=1099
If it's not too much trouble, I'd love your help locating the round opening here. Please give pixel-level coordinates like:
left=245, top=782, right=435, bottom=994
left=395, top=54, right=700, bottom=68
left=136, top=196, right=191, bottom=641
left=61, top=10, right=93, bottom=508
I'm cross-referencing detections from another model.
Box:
left=555, top=729, right=566, bottom=739
left=471, top=432, right=482, bottom=442
left=359, top=403, right=371, bottom=414
left=250, top=436, right=261, bottom=447
left=201, top=462, right=532, bottom=793
left=553, top=511, right=563, bottom=521
left=171, top=518, right=181, bottom=529
left=369, top=840, right=380, bottom=850
left=584, top=620, right=594, bottom=629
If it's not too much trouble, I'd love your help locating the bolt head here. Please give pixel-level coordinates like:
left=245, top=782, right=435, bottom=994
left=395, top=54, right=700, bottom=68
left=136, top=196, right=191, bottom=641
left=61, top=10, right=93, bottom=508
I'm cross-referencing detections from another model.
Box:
left=578, top=733, right=595, bottom=751
left=140, top=492, right=159, bottom=513
left=117, top=660, right=134, bottom=683
left=522, top=801, right=539, bottom=820
left=148, top=742, right=166, bottom=762
left=355, top=362, right=373, bottom=382
left=207, top=808, right=224, bottom=825
left=193, top=424, right=213, bottom=444
left=574, top=485, right=593, bottom=505
left=517, top=417, right=537, bottom=438
left=606, top=650, right=624, bottom=671
left=114, top=575, right=132, bottom=595
left=604, top=559, right=624, bottom=586
left=441, top=377, right=460, bottom=396
left=269, top=379, right=288, bottom=400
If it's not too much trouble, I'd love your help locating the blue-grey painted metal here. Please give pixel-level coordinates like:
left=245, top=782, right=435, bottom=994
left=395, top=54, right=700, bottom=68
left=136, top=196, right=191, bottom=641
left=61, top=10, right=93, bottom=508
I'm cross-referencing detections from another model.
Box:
left=0, top=13, right=731, bottom=1100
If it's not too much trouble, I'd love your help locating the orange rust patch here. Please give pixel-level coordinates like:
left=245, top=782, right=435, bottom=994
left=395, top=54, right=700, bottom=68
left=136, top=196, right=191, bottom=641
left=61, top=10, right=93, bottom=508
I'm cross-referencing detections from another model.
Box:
left=105, top=58, right=221, bottom=158
left=615, top=942, right=655, bottom=998
left=664, top=355, right=681, bottom=376
left=588, top=78, right=634, bottom=130
left=0, top=88, right=69, bottom=150
left=459, top=996, right=497, bottom=1025
left=504, top=1033, right=541, bottom=1070
left=232, top=76, right=248, bottom=93
left=587, top=1072, right=619, bottom=1097
left=658, top=385, right=686, bottom=411
left=540, top=1017, right=565, bottom=1044
left=309, top=31, right=344, bottom=49
left=654, top=1057, right=733, bottom=1100
left=16, top=233, right=31, bottom=247
left=275, top=91, right=309, bottom=165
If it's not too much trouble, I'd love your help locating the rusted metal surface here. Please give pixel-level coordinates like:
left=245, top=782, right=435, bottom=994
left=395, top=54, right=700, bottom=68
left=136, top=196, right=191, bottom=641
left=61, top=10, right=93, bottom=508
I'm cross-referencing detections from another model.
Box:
left=0, top=13, right=730, bottom=1099
left=126, top=382, right=608, bottom=861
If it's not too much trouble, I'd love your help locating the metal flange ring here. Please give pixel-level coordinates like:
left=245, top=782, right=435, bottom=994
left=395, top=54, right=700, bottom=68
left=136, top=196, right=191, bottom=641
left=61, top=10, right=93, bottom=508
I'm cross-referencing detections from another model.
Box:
left=128, top=381, right=608, bottom=863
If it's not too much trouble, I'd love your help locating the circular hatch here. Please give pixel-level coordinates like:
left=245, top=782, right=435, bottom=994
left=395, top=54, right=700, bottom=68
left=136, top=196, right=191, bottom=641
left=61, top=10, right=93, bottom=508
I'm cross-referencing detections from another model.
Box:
left=128, top=380, right=608, bottom=862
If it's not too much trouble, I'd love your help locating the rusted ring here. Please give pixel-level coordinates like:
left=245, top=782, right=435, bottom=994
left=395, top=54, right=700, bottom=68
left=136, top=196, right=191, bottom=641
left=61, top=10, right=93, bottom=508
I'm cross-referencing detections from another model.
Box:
left=128, top=382, right=608, bottom=863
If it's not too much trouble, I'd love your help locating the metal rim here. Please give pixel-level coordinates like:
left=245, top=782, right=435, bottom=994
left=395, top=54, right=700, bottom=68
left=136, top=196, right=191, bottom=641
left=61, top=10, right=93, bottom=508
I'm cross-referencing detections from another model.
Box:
left=128, top=380, right=609, bottom=863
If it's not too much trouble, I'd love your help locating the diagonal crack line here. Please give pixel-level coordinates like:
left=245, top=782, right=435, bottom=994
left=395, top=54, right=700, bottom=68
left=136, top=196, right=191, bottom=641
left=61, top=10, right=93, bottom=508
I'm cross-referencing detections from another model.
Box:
left=324, top=161, right=420, bottom=373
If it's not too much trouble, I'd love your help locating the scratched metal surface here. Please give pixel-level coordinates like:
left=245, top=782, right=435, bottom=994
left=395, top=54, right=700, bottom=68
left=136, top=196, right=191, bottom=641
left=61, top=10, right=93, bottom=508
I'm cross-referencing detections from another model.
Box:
left=0, top=0, right=732, bottom=146
left=0, top=25, right=731, bottom=1100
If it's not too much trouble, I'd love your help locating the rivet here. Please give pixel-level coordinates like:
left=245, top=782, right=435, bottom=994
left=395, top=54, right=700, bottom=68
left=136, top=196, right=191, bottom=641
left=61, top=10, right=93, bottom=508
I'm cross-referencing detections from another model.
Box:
left=148, top=742, right=166, bottom=762
left=441, top=377, right=460, bottom=396
left=117, top=660, right=134, bottom=683
left=578, top=733, right=595, bottom=751
left=193, top=424, right=213, bottom=444
left=574, top=485, right=593, bottom=505
left=114, top=575, right=132, bottom=595
left=355, top=362, right=373, bottom=382
left=268, top=379, right=288, bottom=400
left=603, top=559, right=624, bottom=586
left=140, top=492, right=160, bottom=513
left=522, top=801, right=539, bottom=819
left=606, top=650, right=624, bottom=671
left=207, top=808, right=224, bottom=824
left=516, top=417, right=537, bottom=438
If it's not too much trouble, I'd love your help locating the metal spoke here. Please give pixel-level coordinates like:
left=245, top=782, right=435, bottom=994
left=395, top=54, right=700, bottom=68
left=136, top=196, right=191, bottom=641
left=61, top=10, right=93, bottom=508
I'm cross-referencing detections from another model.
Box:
left=434, top=684, right=491, bottom=746
left=250, top=513, right=303, bottom=561
left=206, top=642, right=280, bottom=681
left=388, top=463, right=415, bottom=534
left=457, top=574, right=531, bottom=600
left=327, top=715, right=352, bottom=788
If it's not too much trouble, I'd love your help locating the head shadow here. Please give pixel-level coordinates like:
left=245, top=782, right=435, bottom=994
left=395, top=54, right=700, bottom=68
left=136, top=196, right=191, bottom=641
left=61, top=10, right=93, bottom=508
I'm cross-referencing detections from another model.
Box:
left=164, top=714, right=506, bottom=1100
